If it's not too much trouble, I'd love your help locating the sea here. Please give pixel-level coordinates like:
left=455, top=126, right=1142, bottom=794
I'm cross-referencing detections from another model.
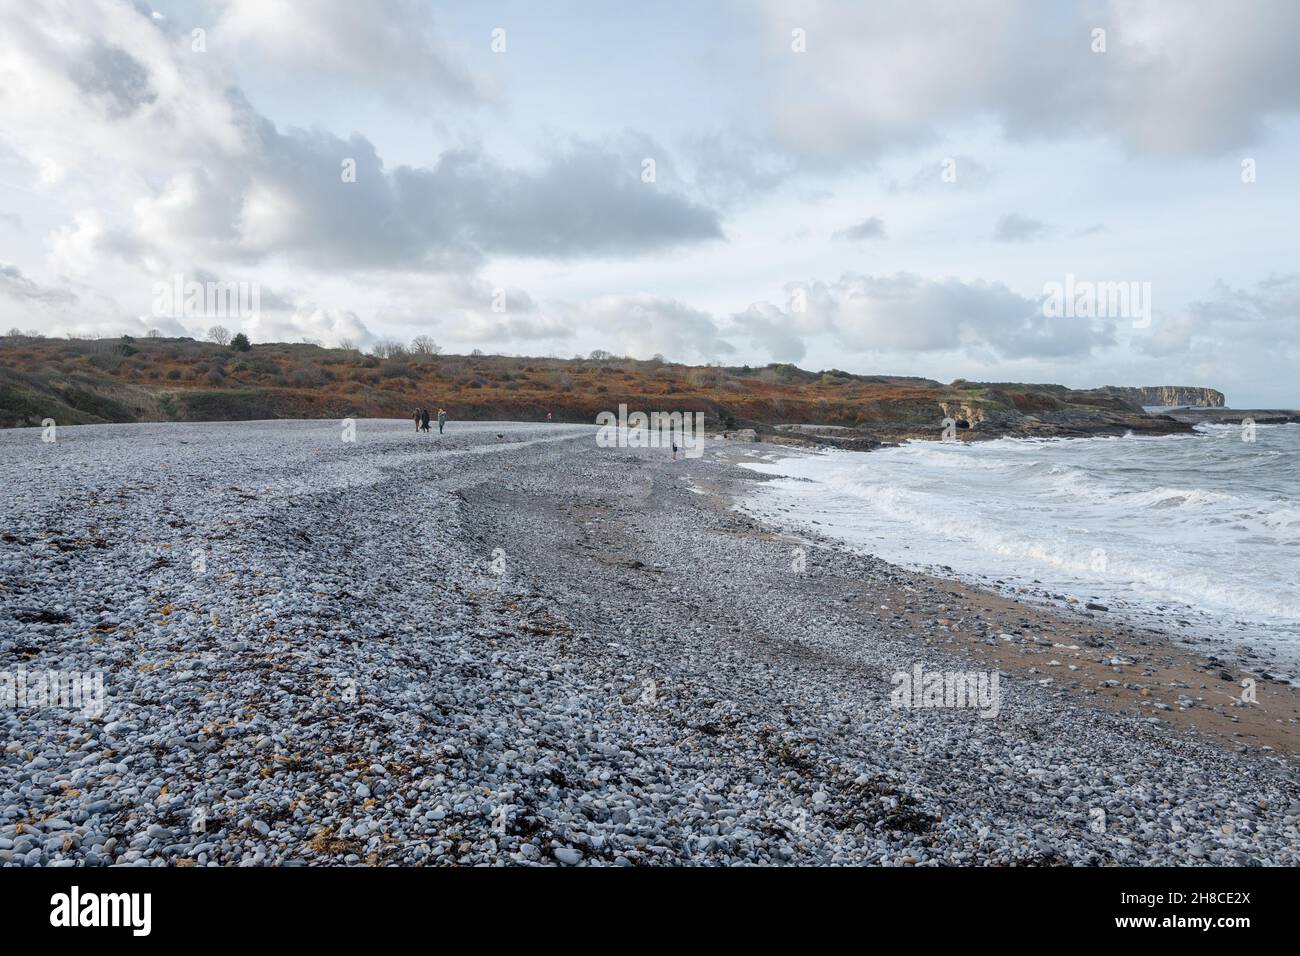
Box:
left=737, top=422, right=1300, bottom=679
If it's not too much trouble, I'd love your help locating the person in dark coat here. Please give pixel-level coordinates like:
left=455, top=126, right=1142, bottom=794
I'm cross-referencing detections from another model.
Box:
left=420, top=408, right=431, bottom=432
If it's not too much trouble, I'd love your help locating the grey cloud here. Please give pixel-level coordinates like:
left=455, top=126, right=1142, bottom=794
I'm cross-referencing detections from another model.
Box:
left=994, top=213, right=1046, bottom=243
left=835, top=217, right=886, bottom=241
left=1139, top=273, right=1300, bottom=357
left=190, top=268, right=298, bottom=312
left=1132, top=275, right=1300, bottom=404
left=0, top=261, right=78, bottom=305
left=116, top=98, right=724, bottom=270
left=256, top=286, right=299, bottom=312
left=729, top=302, right=807, bottom=362
left=72, top=44, right=156, bottom=118
left=682, top=130, right=802, bottom=208
left=404, top=140, right=726, bottom=261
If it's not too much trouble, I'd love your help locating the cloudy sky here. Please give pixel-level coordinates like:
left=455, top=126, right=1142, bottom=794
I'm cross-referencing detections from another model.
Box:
left=1, top=0, right=1297, bottom=405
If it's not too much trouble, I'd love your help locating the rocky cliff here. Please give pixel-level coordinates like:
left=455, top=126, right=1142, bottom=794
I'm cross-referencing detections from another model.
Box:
left=1099, top=385, right=1225, bottom=407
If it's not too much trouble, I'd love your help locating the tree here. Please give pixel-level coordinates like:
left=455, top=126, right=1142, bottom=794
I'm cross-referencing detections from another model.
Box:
left=146, top=329, right=163, bottom=338
left=588, top=349, right=612, bottom=361
left=337, top=337, right=357, bottom=352
left=230, top=332, right=252, bottom=352
left=207, top=325, right=232, bottom=346
left=371, top=338, right=406, bottom=359
left=410, top=335, right=441, bottom=355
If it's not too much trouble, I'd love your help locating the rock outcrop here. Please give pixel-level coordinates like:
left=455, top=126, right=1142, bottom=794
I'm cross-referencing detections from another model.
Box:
left=1163, top=408, right=1300, bottom=425
left=768, top=382, right=1193, bottom=447
left=1099, top=385, right=1226, bottom=408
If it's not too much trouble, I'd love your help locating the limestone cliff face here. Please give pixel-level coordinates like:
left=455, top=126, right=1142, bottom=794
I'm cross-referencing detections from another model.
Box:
left=1099, top=386, right=1225, bottom=407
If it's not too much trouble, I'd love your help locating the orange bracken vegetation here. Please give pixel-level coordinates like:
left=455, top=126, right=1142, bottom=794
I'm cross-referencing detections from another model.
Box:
left=0, top=334, right=1183, bottom=440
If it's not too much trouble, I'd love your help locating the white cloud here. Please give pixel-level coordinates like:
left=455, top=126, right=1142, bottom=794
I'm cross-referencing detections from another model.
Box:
left=0, top=2, right=722, bottom=280
left=887, top=156, right=996, bottom=193
left=216, top=0, right=483, bottom=107
left=241, top=306, right=375, bottom=349
left=760, top=0, right=1300, bottom=159
left=1138, top=274, right=1300, bottom=358
left=0, top=259, right=147, bottom=337
left=558, top=294, right=736, bottom=362
left=734, top=272, right=1116, bottom=361
left=0, top=0, right=1294, bottom=407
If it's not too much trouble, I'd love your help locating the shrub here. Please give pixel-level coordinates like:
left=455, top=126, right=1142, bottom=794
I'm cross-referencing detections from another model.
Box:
left=289, top=366, right=332, bottom=387
left=87, top=353, right=123, bottom=372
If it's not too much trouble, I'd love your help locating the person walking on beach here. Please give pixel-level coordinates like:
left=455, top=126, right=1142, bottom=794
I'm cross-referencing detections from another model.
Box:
left=420, top=408, right=431, bottom=432
left=414, top=408, right=422, bottom=432
left=437, top=408, right=447, bottom=434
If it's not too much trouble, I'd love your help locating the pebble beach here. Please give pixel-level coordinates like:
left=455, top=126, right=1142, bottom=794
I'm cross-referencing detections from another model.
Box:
left=1, top=419, right=1297, bottom=866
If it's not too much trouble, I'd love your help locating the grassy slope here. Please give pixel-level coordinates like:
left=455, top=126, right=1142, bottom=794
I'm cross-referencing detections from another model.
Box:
left=0, top=335, right=1187, bottom=439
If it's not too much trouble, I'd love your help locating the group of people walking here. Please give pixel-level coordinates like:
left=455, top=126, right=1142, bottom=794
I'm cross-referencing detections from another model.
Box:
left=414, top=407, right=447, bottom=434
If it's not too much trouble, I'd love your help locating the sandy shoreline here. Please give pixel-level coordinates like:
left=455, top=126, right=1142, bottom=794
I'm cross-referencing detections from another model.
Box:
left=1, top=420, right=1297, bottom=866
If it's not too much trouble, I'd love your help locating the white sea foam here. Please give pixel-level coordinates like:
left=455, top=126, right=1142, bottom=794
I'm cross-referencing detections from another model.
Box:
left=739, top=425, right=1300, bottom=675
